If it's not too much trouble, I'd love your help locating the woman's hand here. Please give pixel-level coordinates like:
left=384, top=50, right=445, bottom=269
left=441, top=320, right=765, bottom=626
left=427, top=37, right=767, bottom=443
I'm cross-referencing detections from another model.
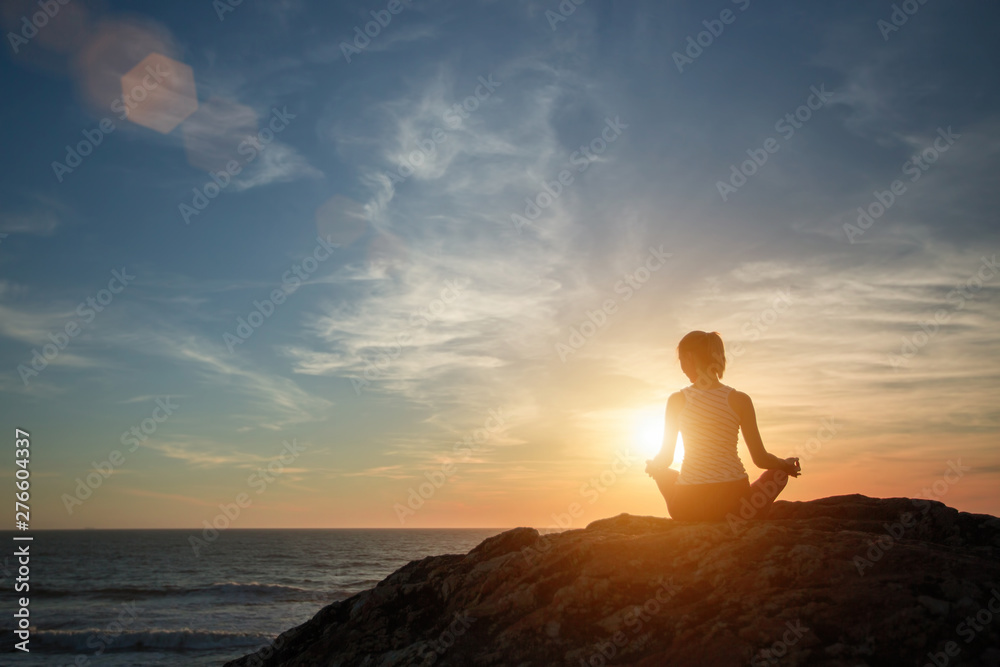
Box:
left=645, top=458, right=672, bottom=478
left=783, top=457, right=801, bottom=477
left=646, top=459, right=679, bottom=486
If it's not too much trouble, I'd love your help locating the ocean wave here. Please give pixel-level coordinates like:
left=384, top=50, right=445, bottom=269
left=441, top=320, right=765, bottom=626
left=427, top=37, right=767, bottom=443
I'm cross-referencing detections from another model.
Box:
left=31, top=628, right=272, bottom=652
left=38, top=581, right=323, bottom=602
left=200, top=582, right=316, bottom=600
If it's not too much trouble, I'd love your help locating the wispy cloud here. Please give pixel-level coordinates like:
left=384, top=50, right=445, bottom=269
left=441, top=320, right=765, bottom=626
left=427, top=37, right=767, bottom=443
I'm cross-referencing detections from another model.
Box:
left=0, top=193, right=68, bottom=236
left=140, top=436, right=277, bottom=468
left=233, top=141, right=324, bottom=191
left=118, top=488, right=216, bottom=507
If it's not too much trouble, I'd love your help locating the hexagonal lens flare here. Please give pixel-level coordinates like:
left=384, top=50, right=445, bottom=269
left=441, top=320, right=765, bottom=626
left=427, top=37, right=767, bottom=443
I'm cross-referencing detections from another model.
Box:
left=119, top=52, right=197, bottom=134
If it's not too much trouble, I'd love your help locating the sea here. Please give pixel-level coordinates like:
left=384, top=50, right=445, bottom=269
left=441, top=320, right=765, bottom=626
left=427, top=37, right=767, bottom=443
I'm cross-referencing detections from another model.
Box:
left=0, top=529, right=505, bottom=666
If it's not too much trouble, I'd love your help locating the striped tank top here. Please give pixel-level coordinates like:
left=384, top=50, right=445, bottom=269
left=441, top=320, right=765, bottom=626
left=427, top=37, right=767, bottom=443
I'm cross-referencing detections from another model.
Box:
left=676, top=384, right=748, bottom=485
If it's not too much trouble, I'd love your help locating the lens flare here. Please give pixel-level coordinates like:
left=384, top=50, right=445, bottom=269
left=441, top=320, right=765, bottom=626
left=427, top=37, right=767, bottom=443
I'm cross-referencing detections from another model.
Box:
left=634, top=410, right=684, bottom=468
left=120, top=52, right=197, bottom=134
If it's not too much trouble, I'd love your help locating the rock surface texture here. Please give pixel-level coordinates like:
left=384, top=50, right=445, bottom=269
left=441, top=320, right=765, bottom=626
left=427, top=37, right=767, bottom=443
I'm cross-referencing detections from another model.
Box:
left=226, top=495, right=1000, bottom=666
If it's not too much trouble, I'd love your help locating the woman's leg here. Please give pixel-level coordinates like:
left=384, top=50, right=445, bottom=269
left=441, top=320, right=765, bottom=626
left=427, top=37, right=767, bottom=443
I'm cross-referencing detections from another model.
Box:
left=668, top=478, right=748, bottom=521
left=652, top=468, right=680, bottom=507
left=743, top=469, right=789, bottom=520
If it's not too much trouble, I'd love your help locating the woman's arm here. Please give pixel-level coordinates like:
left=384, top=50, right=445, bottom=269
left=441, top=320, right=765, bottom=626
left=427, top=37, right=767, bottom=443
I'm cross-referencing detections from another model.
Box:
left=729, top=390, right=800, bottom=476
left=650, top=392, right=684, bottom=468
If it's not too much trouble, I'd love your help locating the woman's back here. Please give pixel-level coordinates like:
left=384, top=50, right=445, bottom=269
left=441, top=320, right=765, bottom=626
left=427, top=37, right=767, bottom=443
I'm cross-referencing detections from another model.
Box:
left=647, top=330, right=799, bottom=521
left=677, top=384, right=747, bottom=485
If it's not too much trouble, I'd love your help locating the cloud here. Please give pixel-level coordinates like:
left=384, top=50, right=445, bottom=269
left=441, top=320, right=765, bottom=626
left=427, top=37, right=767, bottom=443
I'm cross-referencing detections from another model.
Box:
left=307, top=19, right=439, bottom=63
left=295, top=45, right=646, bottom=422
left=233, top=141, right=324, bottom=191
left=0, top=276, right=332, bottom=431
left=179, top=96, right=324, bottom=190
left=364, top=22, right=439, bottom=53
left=120, top=394, right=185, bottom=404
left=0, top=210, right=60, bottom=236
left=140, top=436, right=277, bottom=468
left=338, top=465, right=412, bottom=480
left=142, top=330, right=333, bottom=430
left=0, top=193, right=68, bottom=236
left=118, top=488, right=215, bottom=507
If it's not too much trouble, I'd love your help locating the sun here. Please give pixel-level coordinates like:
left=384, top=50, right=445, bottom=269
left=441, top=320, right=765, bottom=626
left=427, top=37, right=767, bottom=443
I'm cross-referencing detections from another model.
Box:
left=634, top=410, right=684, bottom=468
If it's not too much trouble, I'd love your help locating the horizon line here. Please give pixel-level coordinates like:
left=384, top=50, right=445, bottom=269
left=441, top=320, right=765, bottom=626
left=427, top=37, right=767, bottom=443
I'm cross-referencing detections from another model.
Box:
left=0, top=526, right=519, bottom=532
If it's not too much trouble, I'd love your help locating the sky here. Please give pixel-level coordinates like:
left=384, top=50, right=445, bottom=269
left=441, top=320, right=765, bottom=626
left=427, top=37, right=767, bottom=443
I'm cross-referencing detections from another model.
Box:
left=0, top=0, right=997, bottom=529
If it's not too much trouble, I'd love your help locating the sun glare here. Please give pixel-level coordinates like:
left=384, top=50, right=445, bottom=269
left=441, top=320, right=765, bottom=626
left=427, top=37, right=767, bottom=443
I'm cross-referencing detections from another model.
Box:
left=634, top=411, right=684, bottom=468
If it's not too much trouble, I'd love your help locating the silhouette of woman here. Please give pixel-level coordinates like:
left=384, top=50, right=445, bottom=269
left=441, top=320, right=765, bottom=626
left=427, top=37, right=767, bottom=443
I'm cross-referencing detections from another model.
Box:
left=646, top=331, right=800, bottom=521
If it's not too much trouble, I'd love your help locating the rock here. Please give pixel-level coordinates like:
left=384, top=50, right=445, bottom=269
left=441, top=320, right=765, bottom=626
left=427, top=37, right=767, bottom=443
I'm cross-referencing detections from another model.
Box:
left=224, top=494, right=1000, bottom=667
left=917, top=595, right=950, bottom=616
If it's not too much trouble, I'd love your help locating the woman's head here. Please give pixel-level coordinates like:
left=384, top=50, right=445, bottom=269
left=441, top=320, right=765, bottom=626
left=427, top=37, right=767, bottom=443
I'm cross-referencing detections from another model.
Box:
left=677, top=331, right=726, bottom=383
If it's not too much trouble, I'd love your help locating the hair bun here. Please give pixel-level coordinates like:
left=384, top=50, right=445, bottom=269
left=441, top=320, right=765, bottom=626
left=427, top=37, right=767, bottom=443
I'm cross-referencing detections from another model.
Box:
left=677, top=330, right=727, bottom=379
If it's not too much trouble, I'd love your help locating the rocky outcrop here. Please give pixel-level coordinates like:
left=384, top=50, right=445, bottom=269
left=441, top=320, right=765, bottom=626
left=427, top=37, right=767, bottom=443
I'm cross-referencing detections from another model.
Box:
left=226, top=495, right=1000, bottom=666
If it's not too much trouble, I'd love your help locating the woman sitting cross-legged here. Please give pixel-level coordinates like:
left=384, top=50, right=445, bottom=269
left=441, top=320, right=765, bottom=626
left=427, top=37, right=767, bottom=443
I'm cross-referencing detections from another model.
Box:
left=646, top=330, right=800, bottom=522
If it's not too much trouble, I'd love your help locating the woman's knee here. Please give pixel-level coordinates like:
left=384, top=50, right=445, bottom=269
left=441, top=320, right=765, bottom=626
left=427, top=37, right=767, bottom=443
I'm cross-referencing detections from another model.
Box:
left=655, top=479, right=675, bottom=505
left=749, top=472, right=787, bottom=505
left=770, top=469, right=789, bottom=493
left=761, top=469, right=789, bottom=494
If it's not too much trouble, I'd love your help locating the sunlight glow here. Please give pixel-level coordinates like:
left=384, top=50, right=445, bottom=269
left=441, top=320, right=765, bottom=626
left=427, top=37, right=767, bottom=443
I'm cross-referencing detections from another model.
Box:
left=672, top=434, right=685, bottom=471
left=634, top=410, right=684, bottom=468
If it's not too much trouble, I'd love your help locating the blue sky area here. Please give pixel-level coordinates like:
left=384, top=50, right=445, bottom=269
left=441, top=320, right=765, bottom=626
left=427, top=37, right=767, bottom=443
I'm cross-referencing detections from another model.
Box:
left=1, top=0, right=998, bottom=527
